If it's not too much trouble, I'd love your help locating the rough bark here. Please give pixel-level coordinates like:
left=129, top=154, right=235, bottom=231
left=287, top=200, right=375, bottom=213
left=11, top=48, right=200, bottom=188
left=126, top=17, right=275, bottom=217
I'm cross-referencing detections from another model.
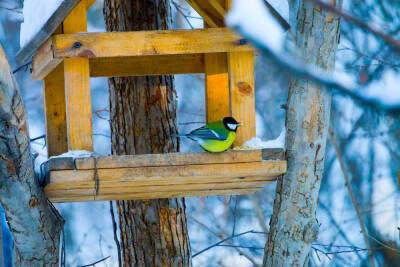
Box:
left=103, top=1, right=191, bottom=266
left=0, top=46, right=63, bottom=265
left=263, top=1, right=342, bottom=266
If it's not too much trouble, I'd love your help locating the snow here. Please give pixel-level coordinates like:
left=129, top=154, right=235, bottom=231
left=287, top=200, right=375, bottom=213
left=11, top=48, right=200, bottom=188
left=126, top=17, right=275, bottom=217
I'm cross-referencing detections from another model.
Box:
left=225, top=0, right=285, bottom=52
left=20, top=0, right=64, bottom=48
left=237, top=127, right=285, bottom=149
left=49, top=150, right=98, bottom=159
left=363, top=70, right=400, bottom=106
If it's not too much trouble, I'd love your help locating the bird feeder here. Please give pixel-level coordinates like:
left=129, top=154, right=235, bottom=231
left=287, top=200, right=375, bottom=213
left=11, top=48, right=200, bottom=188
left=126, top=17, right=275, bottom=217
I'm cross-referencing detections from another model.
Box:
left=17, top=0, right=287, bottom=202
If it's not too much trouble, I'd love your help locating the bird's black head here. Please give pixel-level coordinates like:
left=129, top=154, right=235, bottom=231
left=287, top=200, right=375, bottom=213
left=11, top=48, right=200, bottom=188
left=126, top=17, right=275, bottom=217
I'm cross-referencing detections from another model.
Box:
left=223, top=117, right=240, bottom=132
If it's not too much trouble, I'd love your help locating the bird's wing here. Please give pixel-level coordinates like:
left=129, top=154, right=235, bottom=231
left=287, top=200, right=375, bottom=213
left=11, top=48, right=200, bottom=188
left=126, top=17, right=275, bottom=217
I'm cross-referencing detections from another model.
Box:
left=188, top=126, right=227, bottom=140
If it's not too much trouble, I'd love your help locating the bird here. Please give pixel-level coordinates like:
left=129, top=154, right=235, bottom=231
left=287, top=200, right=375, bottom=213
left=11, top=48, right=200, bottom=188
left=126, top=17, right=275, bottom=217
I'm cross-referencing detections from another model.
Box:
left=181, top=117, right=240, bottom=152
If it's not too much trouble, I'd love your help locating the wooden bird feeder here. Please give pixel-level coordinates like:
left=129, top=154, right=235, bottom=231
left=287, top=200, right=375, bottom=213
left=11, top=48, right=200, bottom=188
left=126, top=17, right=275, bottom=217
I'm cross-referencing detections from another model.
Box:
left=17, top=0, right=287, bottom=202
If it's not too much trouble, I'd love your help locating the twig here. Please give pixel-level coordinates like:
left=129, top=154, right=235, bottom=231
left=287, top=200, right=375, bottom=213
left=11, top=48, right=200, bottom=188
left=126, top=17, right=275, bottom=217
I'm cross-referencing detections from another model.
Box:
left=171, top=1, right=195, bottom=29
left=319, top=201, right=363, bottom=260
left=30, top=134, right=46, bottom=142
left=109, top=201, right=122, bottom=267
left=12, top=60, right=32, bottom=74
left=191, top=230, right=265, bottom=258
left=77, top=256, right=110, bottom=267
left=329, top=127, right=376, bottom=267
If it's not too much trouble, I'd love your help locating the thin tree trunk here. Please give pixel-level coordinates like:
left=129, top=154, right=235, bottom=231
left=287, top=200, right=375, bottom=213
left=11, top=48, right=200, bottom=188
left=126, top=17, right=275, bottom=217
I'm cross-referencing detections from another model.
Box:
left=103, top=1, right=191, bottom=266
left=0, top=45, right=63, bottom=266
left=263, top=1, right=342, bottom=266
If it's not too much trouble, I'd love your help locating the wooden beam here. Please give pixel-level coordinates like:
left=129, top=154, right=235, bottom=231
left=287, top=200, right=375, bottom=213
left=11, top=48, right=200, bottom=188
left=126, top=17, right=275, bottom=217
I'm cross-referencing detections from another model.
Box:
left=43, top=64, right=68, bottom=156
left=53, top=28, right=251, bottom=58
left=205, top=53, right=230, bottom=122
left=42, top=149, right=286, bottom=202
left=48, top=188, right=262, bottom=202
left=63, top=0, right=93, bottom=151
left=89, top=54, right=204, bottom=77
left=228, top=51, right=256, bottom=146
left=32, top=28, right=251, bottom=80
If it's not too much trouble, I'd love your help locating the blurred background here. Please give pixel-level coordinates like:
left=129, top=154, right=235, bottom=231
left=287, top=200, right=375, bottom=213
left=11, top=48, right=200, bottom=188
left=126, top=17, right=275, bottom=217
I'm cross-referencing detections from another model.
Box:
left=0, top=0, right=399, bottom=266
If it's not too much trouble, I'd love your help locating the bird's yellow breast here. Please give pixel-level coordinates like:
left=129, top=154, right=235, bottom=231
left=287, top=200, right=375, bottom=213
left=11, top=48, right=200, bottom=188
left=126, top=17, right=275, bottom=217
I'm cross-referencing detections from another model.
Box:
left=200, top=131, right=236, bottom=153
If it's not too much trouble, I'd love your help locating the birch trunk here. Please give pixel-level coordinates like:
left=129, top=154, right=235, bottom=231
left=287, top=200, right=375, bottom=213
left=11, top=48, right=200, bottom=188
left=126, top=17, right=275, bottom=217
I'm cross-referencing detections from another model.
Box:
left=103, top=1, right=191, bottom=266
left=0, top=46, right=63, bottom=266
left=264, top=1, right=342, bottom=266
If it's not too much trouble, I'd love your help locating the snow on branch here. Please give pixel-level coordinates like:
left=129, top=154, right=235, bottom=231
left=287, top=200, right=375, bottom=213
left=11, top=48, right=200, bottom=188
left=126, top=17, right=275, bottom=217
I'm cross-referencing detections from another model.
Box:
left=226, top=0, right=400, bottom=113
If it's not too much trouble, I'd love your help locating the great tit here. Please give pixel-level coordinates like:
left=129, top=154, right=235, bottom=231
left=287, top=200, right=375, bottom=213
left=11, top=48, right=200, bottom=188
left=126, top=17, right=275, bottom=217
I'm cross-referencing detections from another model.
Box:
left=182, top=117, right=240, bottom=152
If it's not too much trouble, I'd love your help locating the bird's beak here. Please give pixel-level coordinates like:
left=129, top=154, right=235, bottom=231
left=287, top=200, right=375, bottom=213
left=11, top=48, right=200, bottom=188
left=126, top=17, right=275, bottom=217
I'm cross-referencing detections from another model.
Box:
left=237, top=123, right=241, bottom=127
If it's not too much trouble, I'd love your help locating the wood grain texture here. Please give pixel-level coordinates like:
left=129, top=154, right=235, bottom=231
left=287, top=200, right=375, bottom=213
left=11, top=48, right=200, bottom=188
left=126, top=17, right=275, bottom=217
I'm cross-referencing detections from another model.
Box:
left=43, top=64, right=68, bottom=156
left=63, top=0, right=93, bottom=151
left=228, top=51, right=256, bottom=146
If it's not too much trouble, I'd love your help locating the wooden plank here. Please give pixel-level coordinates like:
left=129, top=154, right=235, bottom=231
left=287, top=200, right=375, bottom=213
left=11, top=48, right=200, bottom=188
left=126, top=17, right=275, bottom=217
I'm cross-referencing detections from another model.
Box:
left=43, top=64, right=68, bottom=156
left=47, top=188, right=261, bottom=202
left=89, top=54, right=205, bottom=77
left=63, top=0, right=93, bottom=151
left=47, top=176, right=273, bottom=190
left=48, top=161, right=286, bottom=184
left=32, top=28, right=252, bottom=80
left=53, top=28, right=252, bottom=58
left=16, top=0, right=95, bottom=64
left=228, top=51, right=256, bottom=146
left=45, top=149, right=284, bottom=171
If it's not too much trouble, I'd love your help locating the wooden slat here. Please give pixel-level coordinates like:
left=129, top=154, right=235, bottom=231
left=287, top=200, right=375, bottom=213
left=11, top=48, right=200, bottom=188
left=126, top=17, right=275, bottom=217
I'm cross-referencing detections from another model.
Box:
left=43, top=64, right=68, bottom=156
left=48, top=176, right=273, bottom=190
left=63, top=0, right=93, bottom=151
left=89, top=54, right=204, bottom=77
left=53, top=28, right=251, bottom=58
left=47, top=188, right=262, bottom=202
left=205, top=53, right=230, bottom=122
left=45, top=149, right=284, bottom=171
left=228, top=51, right=256, bottom=146
left=48, top=161, right=286, bottom=184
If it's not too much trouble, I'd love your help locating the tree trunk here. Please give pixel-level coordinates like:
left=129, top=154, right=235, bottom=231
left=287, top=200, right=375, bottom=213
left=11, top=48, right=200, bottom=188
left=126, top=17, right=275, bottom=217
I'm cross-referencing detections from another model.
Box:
left=263, top=1, right=342, bottom=266
left=0, top=46, right=63, bottom=266
left=103, top=1, right=191, bottom=266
